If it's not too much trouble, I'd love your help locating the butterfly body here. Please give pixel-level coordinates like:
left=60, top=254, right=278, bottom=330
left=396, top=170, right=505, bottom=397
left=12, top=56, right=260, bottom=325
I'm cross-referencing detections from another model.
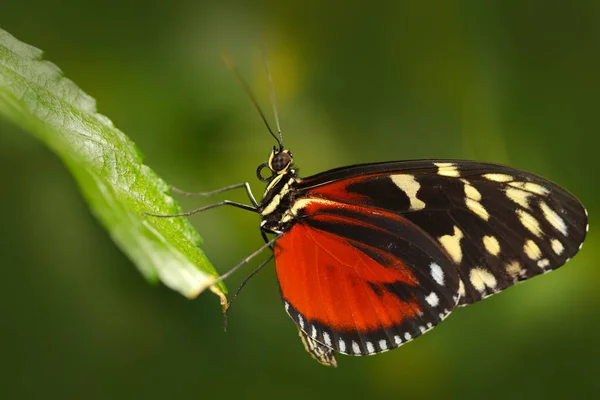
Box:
left=256, top=151, right=588, bottom=366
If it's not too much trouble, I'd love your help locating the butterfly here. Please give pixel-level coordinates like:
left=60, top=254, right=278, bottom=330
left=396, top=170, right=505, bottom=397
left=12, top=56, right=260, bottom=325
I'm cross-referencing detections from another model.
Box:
left=146, top=58, right=589, bottom=367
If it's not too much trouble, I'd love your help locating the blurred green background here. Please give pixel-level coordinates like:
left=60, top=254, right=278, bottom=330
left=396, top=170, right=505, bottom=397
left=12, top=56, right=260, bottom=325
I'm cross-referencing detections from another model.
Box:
left=1, top=1, right=599, bottom=399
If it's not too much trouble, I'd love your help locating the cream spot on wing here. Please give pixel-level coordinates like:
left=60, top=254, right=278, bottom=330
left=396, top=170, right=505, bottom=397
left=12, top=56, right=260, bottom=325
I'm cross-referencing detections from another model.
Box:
left=462, top=180, right=482, bottom=201
left=469, top=268, right=498, bottom=292
left=538, top=259, right=551, bottom=268
left=524, top=240, right=542, bottom=260
left=505, top=187, right=533, bottom=209
left=483, top=235, right=501, bottom=256
left=352, top=341, right=360, bottom=354
left=438, top=226, right=464, bottom=264
left=379, top=340, right=388, bottom=351
left=434, top=162, right=460, bottom=177
left=290, top=198, right=337, bottom=216
left=482, top=173, right=513, bottom=182
left=466, top=198, right=490, bottom=220
left=539, top=201, right=568, bottom=236
left=551, top=239, right=564, bottom=255
left=517, top=209, right=543, bottom=237
left=508, top=181, right=549, bottom=195
left=425, top=292, right=440, bottom=307
left=458, top=280, right=466, bottom=297
left=430, top=262, right=445, bottom=286
left=390, top=174, right=426, bottom=210
left=505, top=261, right=524, bottom=278
left=338, top=339, right=346, bottom=353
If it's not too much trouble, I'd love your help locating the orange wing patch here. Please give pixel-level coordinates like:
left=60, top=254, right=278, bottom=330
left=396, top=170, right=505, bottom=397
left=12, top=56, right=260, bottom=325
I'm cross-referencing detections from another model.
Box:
left=274, top=200, right=459, bottom=356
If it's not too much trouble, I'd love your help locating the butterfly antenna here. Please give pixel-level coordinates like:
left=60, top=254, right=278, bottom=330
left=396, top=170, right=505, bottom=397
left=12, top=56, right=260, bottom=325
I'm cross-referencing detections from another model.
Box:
left=223, top=254, right=274, bottom=331
left=222, top=52, right=283, bottom=149
left=261, top=47, right=283, bottom=149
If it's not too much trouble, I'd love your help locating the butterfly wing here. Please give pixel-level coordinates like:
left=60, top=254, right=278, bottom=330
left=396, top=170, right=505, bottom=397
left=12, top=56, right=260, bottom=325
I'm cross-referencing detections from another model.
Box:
left=274, top=200, right=461, bottom=356
left=296, top=160, right=588, bottom=305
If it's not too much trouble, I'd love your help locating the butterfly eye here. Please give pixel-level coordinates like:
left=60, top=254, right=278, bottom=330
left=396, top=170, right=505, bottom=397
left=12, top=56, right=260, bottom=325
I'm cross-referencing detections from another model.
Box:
left=271, top=151, right=293, bottom=172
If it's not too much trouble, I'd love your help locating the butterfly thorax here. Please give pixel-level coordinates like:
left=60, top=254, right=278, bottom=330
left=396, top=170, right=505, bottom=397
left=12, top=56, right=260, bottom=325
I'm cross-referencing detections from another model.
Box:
left=257, top=148, right=302, bottom=233
left=259, top=168, right=301, bottom=233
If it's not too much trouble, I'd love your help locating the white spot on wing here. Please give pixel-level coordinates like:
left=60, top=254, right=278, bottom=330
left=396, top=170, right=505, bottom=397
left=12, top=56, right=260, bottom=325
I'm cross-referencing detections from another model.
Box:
left=391, top=174, right=426, bottom=211
left=438, top=226, right=464, bottom=264
left=430, top=263, right=445, bottom=286
left=466, top=198, right=490, bottom=220
left=517, top=209, right=543, bottom=238
left=505, top=187, right=533, bottom=209
left=311, top=325, right=317, bottom=339
left=338, top=339, right=346, bottom=353
left=404, top=332, right=412, bottom=341
left=379, top=340, right=388, bottom=351
left=483, top=235, right=501, bottom=256
left=540, top=201, right=568, bottom=236
left=523, top=240, right=542, bottom=260
left=538, top=259, right=551, bottom=268
left=458, top=280, right=466, bottom=297
left=298, top=314, right=305, bottom=329
left=394, top=335, right=402, bottom=345
left=508, top=181, right=549, bottom=195
left=469, top=268, right=498, bottom=292
left=434, top=162, right=460, bottom=177
left=462, top=180, right=482, bottom=201
left=366, top=342, right=375, bottom=354
left=323, top=332, right=332, bottom=346
left=483, top=173, right=513, bottom=182
left=425, top=292, right=440, bottom=307
left=506, top=261, right=524, bottom=278
left=352, top=341, right=360, bottom=355
left=284, top=302, right=290, bottom=311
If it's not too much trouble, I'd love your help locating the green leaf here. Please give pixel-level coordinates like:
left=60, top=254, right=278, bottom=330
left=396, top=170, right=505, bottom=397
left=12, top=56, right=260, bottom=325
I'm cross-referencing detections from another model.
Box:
left=0, top=28, right=226, bottom=303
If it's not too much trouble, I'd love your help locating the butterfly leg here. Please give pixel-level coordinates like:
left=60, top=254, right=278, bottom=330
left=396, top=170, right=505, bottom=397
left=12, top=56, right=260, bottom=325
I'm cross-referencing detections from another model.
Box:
left=170, top=182, right=259, bottom=207
left=144, top=182, right=260, bottom=217
left=143, top=200, right=257, bottom=218
left=223, top=253, right=275, bottom=331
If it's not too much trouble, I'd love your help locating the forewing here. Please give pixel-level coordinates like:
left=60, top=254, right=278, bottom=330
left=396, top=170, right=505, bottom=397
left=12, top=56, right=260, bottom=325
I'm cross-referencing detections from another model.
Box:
left=298, top=160, right=588, bottom=305
left=275, top=200, right=460, bottom=356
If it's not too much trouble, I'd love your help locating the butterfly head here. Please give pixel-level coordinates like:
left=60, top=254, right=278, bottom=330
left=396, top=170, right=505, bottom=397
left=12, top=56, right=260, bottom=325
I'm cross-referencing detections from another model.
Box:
left=269, top=146, right=293, bottom=173
left=257, top=146, right=294, bottom=183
